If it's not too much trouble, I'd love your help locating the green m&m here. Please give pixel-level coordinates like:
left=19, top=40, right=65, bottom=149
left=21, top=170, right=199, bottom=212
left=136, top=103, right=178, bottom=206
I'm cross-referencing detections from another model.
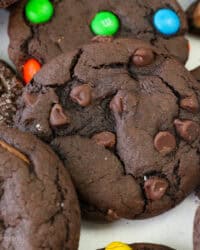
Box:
left=90, top=11, right=120, bottom=36
left=25, top=0, right=54, bottom=24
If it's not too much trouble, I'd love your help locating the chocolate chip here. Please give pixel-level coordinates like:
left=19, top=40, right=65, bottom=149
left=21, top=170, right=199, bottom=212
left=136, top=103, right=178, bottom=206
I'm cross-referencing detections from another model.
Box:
left=92, top=131, right=116, bottom=148
left=70, top=84, right=92, bottom=107
left=0, top=140, right=30, bottom=164
left=110, top=93, right=123, bottom=114
left=23, top=92, right=38, bottom=106
left=50, top=104, right=70, bottom=127
left=180, top=95, right=199, bottom=113
left=132, top=48, right=155, bottom=67
left=91, top=36, right=114, bottom=43
left=144, top=177, right=168, bottom=201
left=154, top=131, right=176, bottom=155
left=193, top=2, right=200, bottom=28
left=174, top=119, right=200, bottom=142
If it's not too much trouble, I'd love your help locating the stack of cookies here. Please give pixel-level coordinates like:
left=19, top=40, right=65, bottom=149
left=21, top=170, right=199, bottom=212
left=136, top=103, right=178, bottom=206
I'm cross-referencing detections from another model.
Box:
left=0, top=0, right=200, bottom=249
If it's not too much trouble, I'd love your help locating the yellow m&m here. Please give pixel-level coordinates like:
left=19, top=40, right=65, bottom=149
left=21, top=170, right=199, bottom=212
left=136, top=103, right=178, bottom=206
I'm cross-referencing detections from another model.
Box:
left=105, top=242, right=132, bottom=250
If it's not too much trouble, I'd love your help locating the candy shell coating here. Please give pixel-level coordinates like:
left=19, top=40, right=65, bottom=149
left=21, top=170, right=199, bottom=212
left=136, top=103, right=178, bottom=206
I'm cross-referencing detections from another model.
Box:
left=153, top=8, right=180, bottom=36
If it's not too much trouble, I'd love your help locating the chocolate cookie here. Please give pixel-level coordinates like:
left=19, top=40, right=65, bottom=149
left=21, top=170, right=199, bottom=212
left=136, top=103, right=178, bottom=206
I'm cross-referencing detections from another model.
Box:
left=0, top=60, right=23, bottom=126
left=0, top=126, right=80, bottom=249
left=9, top=0, right=188, bottom=76
left=99, top=241, right=174, bottom=250
left=15, top=38, right=200, bottom=220
left=0, top=0, right=18, bottom=8
left=191, top=66, right=200, bottom=82
left=187, top=0, right=200, bottom=35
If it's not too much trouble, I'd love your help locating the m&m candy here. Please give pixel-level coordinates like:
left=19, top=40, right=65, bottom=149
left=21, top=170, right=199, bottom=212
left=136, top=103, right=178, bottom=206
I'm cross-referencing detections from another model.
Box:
left=25, top=0, right=54, bottom=24
left=90, top=11, right=120, bottom=36
left=153, top=8, right=180, bottom=36
left=105, top=242, right=132, bottom=250
left=23, top=58, right=41, bottom=85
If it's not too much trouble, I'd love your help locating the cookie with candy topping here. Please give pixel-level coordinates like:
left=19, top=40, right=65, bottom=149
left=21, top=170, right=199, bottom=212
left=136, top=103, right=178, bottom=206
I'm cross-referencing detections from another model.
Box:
left=187, top=1, right=200, bottom=35
left=0, top=0, right=18, bottom=8
left=99, top=241, right=174, bottom=250
left=191, top=66, right=200, bottom=82
left=0, top=125, right=80, bottom=249
left=0, top=60, right=23, bottom=126
left=8, top=0, right=188, bottom=78
left=15, top=38, right=200, bottom=220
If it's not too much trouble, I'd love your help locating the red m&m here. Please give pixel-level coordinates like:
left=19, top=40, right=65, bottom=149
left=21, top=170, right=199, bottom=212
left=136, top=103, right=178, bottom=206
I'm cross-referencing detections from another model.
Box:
left=23, top=58, right=41, bottom=85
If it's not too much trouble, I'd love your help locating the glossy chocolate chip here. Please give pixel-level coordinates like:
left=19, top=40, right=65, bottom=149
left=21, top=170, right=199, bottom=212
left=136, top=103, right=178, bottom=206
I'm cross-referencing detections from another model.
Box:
left=110, top=93, right=123, bottom=114
left=23, top=92, right=38, bottom=106
left=92, top=131, right=116, bottom=148
left=70, top=84, right=92, bottom=107
left=50, top=104, right=70, bottom=127
left=144, top=177, right=168, bottom=201
left=180, top=95, right=199, bottom=113
left=132, top=48, right=155, bottom=67
left=92, top=36, right=114, bottom=43
left=154, top=131, right=176, bottom=155
left=174, top=119, right=200, bottom=142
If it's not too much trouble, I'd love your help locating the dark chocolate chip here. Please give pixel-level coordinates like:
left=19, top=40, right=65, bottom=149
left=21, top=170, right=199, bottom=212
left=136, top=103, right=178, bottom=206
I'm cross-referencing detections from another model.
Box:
left=110, top=93, right=123, bottom=114
left=154, top=131, right=176, bottom=155
left=91, top=36, right=114, bottom=43
left=92, top=131, right=116, bottom=148
left=50, top=104, right=70, bottom=127
left=132, top=48, right=155, bottom=67
left=70, top=84, right=92, bottom=107
left=174, top=119, right=200, bottom=142
left=180, top=95, right=199, bottom=113
left=144, top=177, right=168, bottom=201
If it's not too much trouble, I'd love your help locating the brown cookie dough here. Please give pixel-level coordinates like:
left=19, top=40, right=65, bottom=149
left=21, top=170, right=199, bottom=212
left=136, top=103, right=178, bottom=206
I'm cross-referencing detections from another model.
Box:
left=15, top=38, right=200, bottom=221
left=191, top=66, right=200, bottom=82
left=0, top=126, right=80, bottom=249
left=0, top=60, right=23, bottom=126
left=8, top=0, right=188, bottom=75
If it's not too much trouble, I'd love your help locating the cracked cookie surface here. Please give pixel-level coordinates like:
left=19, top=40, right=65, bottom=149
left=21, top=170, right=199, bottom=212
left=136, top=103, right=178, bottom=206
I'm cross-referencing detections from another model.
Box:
left=0, top=60, right=23, bottom=126
left=8, top=0, right=188, bottom=73
left=15, top=38, right=200, bottom=220
left=0, top=126, right=80, bottom=249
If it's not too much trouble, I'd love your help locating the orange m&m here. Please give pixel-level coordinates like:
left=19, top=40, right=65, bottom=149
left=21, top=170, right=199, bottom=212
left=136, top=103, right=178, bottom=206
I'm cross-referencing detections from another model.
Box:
left=23, top=58, right=41, bottom=84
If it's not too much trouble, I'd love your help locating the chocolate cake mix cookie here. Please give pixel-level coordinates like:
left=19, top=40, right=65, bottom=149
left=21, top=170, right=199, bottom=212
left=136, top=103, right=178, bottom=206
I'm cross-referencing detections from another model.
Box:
left=99, top=241, right=174, bottom=250
left=187, top=0, right=200, bottom=35
left=15, top=38, right=200, bottom=220
left=0, top=126, right=80, bottom=250
left=191, top=66, right=200, bottom=82
left=9, top=0, right=188, bottom=76
left=0, top=60, right=23, bottom=126
left=0, top=0, right=18, bottom=8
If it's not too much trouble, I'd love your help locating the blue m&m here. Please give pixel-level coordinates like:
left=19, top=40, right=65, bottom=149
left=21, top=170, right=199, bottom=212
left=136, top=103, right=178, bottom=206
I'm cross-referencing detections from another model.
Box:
left=153, top=8, right=180, bottom=36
